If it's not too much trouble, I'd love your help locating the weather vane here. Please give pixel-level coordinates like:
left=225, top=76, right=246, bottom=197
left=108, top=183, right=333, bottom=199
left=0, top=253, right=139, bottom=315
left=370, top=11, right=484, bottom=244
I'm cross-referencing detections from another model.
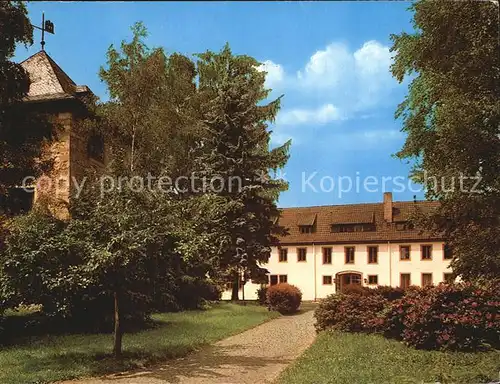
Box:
left=31, top=12, right=55, bottom=51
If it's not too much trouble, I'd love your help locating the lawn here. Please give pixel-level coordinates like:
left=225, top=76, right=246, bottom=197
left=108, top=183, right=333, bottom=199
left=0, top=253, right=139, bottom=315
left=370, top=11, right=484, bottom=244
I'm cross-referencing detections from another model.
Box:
left=278, top=331, right=500, bottom=384
left=0, top=302, right=279, bottom=384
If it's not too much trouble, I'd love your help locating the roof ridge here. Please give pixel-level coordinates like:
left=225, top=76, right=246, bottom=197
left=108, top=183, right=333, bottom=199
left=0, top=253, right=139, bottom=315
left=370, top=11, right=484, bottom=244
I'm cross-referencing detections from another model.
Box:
left=43, top=52, right=77, bottom=93
left=279, top=199, right=436, bottom=210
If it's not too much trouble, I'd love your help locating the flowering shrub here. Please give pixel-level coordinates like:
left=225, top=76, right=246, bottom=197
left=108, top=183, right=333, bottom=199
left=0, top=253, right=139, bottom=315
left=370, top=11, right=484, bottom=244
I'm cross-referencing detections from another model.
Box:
left=341, top=284, right=372, bottom=296
left=369, top=285, right=405, bottom=301
left=385, top=283, right=500, bottom=351
left=315, top=293, right=388, bottom=333
left=266, top=283, right=302, bottom=314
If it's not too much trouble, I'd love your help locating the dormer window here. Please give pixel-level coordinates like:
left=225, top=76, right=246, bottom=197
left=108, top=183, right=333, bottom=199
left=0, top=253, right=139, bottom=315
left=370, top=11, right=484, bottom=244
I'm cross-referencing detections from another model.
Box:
left=297, top=213, right=317, bottom=234
left=331, top=223, right=375, bottom=233
left=299, top=225, right=314, bottom=234
left=395, top=221, right=414, bottom=231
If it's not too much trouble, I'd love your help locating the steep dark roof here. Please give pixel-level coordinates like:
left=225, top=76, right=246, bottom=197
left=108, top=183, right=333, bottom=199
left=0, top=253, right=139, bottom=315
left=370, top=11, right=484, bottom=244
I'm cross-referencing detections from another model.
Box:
left=20, top=51, right=91, bottom=102
left=276, top=200, right=441, bottom=245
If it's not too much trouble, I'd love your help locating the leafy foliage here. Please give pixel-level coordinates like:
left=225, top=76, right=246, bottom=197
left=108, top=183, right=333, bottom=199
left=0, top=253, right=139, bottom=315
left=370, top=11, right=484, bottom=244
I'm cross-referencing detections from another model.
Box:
left=384, top=283, right=500, bottom=351
left=314, top=293, right=388, bottom=333
left=314, top=282, right=499, bottom=351
left=266, top=283, right=302, bottom=314
left=390, top=0, right=500, bottom=281
left=0, top=1, right=55, bottom=200
left=370, top=285, right=405, bottom=301
left=256, top=286, right=268, bottom=306
left=194, top=44, right=290, bottom=299
left=1, top=21, right=292, bottom=355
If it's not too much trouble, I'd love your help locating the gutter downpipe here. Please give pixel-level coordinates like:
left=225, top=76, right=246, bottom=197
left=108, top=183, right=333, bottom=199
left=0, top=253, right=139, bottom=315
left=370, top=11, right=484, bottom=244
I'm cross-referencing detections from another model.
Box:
left=388, top=240, right=392, bottom=286
left=313, top=243, right=317, bottom=301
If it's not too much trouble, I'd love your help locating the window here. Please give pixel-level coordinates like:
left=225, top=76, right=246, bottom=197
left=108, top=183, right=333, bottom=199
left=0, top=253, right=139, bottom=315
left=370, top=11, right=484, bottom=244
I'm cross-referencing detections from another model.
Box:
left=421, top=245, right=432, bottom=260
left=396, top=221, right=414, bottom=231
left=444, top=244, right=453, bottom=260
left=400, top=273, right=411, bottom=289
left=345, top=247, right=355, bottom=264
left=443, top=273, right=454, bottom=283
left=297, top=248, right=307, bottom=262
left=422, top=273, right=433, bottom=287
left=400, top=245, right=411, bottom=261
left=367, top=246, right=378, bottom=264
left=367, top=275, right=378, bottom=285
left=299, top=225, right=314, bottom=234
left=332, top=224, right=353, bottom=233
left=331, top=224, right=375, bottom=233
left=270, top=275, right=278, bottom=286
left=87, top=134, right=105, bottom=162
left=323, top=275, right=333, bottom=285
left=279, top=248, right=288, bottom=262
left=279, top=274, right=288, bottom=284
left=322, top=247, right=332, bottom=264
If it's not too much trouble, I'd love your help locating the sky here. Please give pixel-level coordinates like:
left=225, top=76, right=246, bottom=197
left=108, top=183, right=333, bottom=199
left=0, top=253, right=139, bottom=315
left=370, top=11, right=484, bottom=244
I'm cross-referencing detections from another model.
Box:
left=15, top=1, right=424, bottom=208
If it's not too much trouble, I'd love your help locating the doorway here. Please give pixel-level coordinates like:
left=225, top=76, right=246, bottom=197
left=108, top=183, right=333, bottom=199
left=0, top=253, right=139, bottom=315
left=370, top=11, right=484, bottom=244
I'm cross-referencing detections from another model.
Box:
left=335, top=272, right=362, bottom=293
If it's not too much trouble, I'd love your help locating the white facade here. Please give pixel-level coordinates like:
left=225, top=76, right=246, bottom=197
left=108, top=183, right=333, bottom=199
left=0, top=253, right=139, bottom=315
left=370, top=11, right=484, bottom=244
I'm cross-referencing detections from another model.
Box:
left=222, top=241, right=453, bottom=301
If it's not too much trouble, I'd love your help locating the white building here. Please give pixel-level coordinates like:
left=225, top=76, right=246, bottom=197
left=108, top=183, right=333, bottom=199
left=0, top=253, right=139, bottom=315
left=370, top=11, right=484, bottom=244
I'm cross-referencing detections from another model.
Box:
left=222, top=192, right=453, bottom=301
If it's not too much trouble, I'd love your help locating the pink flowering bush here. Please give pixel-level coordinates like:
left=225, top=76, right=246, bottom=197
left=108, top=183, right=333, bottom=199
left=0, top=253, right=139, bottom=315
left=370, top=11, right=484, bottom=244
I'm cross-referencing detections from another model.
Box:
left=384, top=282, right=500, bottom=351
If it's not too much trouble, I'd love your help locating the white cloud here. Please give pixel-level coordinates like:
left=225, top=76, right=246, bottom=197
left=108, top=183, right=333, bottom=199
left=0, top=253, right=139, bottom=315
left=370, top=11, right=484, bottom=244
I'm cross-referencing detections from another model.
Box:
left=353, top=41, right=394, bottom=109
left=262, top=39, right=397, bottom=119
left=277, top=103, right=343, bottom=126
left=354, top=40, right=392, bottom=76
left=257, top=60, right=284, bottom=88
left=296, top=43, right=352, bottom=89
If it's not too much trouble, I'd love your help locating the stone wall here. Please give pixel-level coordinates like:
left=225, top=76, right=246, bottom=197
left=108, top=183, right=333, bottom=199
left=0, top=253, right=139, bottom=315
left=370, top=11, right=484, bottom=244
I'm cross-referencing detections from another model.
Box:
left=33, top=112, right=72, bottom=219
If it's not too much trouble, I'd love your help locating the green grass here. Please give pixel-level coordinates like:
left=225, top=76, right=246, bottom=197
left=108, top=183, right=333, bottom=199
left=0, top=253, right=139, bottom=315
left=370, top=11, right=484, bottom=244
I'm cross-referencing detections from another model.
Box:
left=278, top=331, right=500, bottom=384
left=0, top=302, right=279, bottom=384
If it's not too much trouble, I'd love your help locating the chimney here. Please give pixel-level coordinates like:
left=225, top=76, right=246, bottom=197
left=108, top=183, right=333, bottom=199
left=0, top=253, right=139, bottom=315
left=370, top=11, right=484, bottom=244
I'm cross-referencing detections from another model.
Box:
left=383, top=192, right=393, bottom=222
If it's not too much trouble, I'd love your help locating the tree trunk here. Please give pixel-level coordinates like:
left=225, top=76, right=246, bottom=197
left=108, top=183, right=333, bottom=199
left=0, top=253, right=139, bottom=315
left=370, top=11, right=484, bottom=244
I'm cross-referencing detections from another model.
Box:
left=231, top=272, right=239, bottom=301
left=113, top=291, right=122, bottom=357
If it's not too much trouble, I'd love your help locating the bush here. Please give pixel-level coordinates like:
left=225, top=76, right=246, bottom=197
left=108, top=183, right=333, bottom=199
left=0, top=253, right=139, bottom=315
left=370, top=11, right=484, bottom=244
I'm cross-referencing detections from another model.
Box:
left=369, top=285, right=405, bottom=301
left=385, top=283, right=500, bottom=351
left=266, top=283, right=302, bottom=314
left=315, top=293, right=388, bottom=333
left=256, top=286, right=268, bottom=306
left=341, top=284, right=372, bottom=296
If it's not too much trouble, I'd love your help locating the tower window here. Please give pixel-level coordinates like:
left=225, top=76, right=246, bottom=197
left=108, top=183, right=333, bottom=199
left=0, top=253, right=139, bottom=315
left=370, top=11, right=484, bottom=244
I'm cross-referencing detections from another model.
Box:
left=88, top=134, right=105, bottom=163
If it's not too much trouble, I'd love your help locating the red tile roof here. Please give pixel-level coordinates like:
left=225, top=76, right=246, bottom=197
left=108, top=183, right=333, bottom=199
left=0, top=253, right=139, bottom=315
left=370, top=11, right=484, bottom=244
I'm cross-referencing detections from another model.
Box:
left=276, top=200, right=442, bottom=245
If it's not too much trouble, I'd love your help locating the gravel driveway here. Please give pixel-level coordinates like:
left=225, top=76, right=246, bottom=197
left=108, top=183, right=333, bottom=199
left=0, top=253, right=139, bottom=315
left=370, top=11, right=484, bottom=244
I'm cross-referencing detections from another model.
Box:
left=60, top=309, right=316, bottom=384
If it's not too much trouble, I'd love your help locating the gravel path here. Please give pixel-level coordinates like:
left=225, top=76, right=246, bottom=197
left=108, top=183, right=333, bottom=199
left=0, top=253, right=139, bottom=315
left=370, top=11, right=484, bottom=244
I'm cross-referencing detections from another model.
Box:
left=60, top=309, right=316, bottom=384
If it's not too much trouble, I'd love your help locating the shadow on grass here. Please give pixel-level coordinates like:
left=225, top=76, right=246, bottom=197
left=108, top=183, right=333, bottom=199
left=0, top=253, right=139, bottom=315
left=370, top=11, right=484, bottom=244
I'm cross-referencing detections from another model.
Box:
left=13, top=331, right=291, bottom=383
left=27, top=343, right=293, bottom=384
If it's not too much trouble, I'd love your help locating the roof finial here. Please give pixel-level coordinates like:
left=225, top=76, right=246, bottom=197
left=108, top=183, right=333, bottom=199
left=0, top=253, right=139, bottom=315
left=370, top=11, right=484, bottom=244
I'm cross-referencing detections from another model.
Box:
left=31, top=12, right=55, bottom=51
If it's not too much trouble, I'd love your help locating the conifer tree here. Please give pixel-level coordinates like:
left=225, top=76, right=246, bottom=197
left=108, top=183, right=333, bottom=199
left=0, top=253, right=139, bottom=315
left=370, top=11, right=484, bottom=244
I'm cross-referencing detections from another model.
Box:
left=195, top=44, right=290, bottom=300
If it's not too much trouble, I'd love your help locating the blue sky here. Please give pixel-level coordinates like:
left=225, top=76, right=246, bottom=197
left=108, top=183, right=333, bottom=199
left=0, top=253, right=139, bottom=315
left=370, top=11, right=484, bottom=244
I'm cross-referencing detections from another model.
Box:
left=15, top=1, right=423, bottom=208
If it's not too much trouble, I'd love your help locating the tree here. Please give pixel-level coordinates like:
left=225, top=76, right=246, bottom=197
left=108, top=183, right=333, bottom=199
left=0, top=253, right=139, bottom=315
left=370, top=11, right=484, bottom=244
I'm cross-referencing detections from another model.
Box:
left=81, top=23, right=217, bottom=355
left=194, top=44, right=290, bottom=300
left=0, top=1, right=55, bottom=201
left=1, top=22, right=217, bottom=357
left=391, top=0, right=500, bottom=280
